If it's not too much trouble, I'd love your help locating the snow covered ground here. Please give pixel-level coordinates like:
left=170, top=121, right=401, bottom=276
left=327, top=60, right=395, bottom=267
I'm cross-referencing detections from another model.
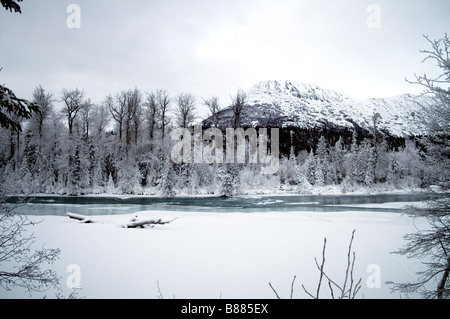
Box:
left=1, top=202, right=432, bottom=299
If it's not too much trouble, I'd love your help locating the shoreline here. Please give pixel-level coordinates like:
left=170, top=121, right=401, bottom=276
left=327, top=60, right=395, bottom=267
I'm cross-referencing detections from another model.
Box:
left=2, top=185, right=435, bottom=200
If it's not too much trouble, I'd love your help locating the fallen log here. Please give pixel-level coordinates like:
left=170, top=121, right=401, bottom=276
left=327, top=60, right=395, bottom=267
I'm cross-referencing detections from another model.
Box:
left=125, top=218, right=178, bottom=229
left=66, top=212, right=93, bottom=223
left=66, top=212, right=177, bottom=229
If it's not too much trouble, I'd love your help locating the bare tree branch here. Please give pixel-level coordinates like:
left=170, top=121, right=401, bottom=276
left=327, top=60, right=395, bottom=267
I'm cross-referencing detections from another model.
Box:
left=268, top=282, right=281, bottom=299
left=290, top=275, right=297, bottom=299
left=277, top=231, right=362, bottom=299
left=0, top=197, right=61, bottom=296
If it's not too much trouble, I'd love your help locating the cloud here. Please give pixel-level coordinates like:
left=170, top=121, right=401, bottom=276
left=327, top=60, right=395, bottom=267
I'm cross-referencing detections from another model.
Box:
left=1, top=0, right=449, bottom=108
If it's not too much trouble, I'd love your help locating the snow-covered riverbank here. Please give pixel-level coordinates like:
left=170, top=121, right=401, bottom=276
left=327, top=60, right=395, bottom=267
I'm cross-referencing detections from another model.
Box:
left=1, top=202, right=432, bottom=299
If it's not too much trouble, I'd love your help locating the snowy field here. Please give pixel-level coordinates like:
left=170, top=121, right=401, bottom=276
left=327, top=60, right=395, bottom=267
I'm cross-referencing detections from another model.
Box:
left=1, top=202, right=432, bottom=299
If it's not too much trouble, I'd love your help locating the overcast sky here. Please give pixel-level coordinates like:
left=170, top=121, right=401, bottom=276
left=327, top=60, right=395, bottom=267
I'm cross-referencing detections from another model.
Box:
left=1, top=0, right=449, bottom=116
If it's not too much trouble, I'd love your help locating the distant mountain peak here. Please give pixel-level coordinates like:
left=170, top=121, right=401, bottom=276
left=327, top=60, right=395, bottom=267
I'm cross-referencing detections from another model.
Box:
left=245, top=80, right=429, bottom=136
left=249, top=80, right=349, bottom=103
left=205, top=80, right=429, bottom=137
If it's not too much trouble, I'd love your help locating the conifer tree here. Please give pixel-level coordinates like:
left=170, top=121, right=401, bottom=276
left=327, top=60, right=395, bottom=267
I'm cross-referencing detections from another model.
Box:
left=106, top=173, right=116, bottom=194
left=159, top=155, right=175, bottom=197
left=188, top=166, right=200, bottom=195
left=305, top=151, right=316, bottom=185
left=331, top=137, right=345, bottom=184
left=218, top=164, right=236, bottom=197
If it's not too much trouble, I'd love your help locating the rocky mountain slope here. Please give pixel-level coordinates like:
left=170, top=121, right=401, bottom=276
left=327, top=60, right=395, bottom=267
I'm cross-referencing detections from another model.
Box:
left=207, top=80, right=430, bottom=138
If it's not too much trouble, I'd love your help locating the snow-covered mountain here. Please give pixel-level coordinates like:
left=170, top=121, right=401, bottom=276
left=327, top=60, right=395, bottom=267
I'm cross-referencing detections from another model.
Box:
left=209, top=80, right=430, bottom=137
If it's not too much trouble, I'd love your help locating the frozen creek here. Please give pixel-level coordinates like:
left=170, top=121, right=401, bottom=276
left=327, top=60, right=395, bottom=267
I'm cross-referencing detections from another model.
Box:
left=1, top=194, right=434, bottom=299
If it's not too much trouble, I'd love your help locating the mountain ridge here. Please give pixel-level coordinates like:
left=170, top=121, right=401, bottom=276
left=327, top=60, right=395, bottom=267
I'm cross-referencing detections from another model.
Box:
left=206, top=80, right=429, bottom=138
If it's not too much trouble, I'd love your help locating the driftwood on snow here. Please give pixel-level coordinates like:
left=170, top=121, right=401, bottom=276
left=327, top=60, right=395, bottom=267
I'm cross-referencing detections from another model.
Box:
left=66, top=212, right=93, bottom=223
left=125, top=218, right=178, bottom=229
left=66, top=213, right=177, bottom=229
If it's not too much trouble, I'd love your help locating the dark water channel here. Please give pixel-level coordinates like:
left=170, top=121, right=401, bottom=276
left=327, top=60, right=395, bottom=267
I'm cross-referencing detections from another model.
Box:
left=3, top=193, right=435, bottom=216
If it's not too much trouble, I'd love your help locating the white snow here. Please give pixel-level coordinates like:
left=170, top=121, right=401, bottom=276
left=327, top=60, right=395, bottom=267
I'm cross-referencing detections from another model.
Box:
left=246, top=80, right=430, bottom=137
left=1, top=206, right=432, bottom=299
left=328, top=201, right=427, bottom=210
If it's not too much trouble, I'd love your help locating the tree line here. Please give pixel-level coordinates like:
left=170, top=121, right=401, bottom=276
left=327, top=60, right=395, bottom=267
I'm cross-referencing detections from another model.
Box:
left=0, top=83, right=442, bottom=197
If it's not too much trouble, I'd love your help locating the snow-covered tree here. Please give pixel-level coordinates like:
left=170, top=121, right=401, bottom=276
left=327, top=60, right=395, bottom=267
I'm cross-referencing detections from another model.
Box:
left=175, top=93, right=196, bottom=129
left=296, top=163, right=312, bottom=194
left=361, top=140, right=375, bottom=186
left=61, top=88, right=85, bottom=136
left=230, top=88, right=247, bottom=129
left=66, top=142, right=87, bottom=195
left=348, top=132, right=366, bottom=185
left=1, top=0, right=25, bottom=13
left=314, top=136, right=329, bottom=186
left=30, top=85, right=53, bottom=140
left=203, top=95, right=222, bottom=127
left=374, top=138, right=389, bottom=184
left=330, top=137, right=345, bottom=184
left=187, top=165, right=200, bottom=195
left=159, top=155, right=176, bottom=197
left=386, top=154, right=400, bottom=187
left=280, top=148, right=298, bottom=186
left=117, top=159, right=142, bottom=195
left=22, top=129, right=38, bottom=180
left=217, top=164, right=239, bottom=197
left=0, top=198, right=60, bottom=295
left=91, top=160, right=104, bottom=193
left=105, top=173, right=116, bottom=194
left=389, top=35, right=450, bottom=299
left=157, top=89, right=171, bottom=140
left=305, top=151, right=317, bottom=185
left=0, top=83, right=40, bottom=133
left=145, top=91, right=160, bottom=144
left=407, top=35, right=450, bottom=186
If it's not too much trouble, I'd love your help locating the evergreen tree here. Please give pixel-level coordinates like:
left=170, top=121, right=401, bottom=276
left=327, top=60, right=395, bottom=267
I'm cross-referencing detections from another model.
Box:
left=19, top=156, right=32, bottom=194
left=66, top=140, right=90, bottom=195
left=374, top=138, right=389, bottom=183
left=331, top=137, right=345, bottom=184
left=40, top=154, right=55, bottom=194
left=188, top=165, right=200, bottom=195
left=280, top=149, right=298, bottom=186
left=218, top=164, right=236, bottom=197
left=106, top=173, right=116, bottom=194
left=159, top=155, right=176, bottom=197
left=117, top=159, right=142, bottom=195
left=362, top=141, right=376, bottom=186
left=92, top=160, right=104, bottom=192
left=23, top=129, right=38, bottom=180
left=349, top=133, right=365, bottom=185
left=104, top=153, right=116, bottom=188
left=296, top=163, right=312, bottom=194
left=305, top=151, right=316, bottom=185
left=1, top=162, right=19, bottom=194
left=314, top=162, right=325, bottom=187
left=87, top=141, right=96, bottom=188
left=178, top=162, right=191, bottom=189
left=400, top=140, right=424, bottom=187
left=387, top=155, right=400, bottom=187
left=315, top=136, right=328, bottom=186
left=316, top=136, right=327, bottom=161
left=67, top=145, right=81, bottom=195
left=0, top=83, right=40, bottom=132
